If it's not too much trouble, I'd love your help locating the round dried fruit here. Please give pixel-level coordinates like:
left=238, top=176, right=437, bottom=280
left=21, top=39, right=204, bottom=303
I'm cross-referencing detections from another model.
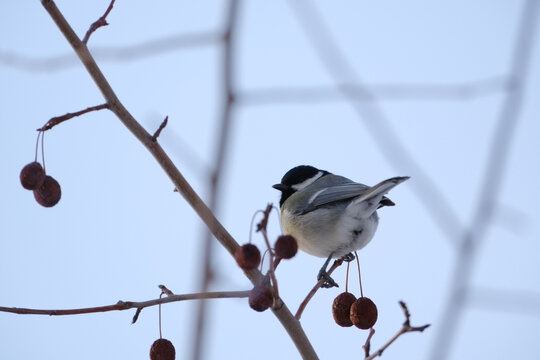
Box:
left=33, top=175, right=61, bottom=207
left=234, top=244, right=261, bottom=270
left=249, top=285, right=273, bottom=312
left=274, top=235, right=298, bottom=259
left=150, top=338, right=175, bottom=360
left=350, top=297, right=378, bottom=329
left=332, top=292, right=357, bottom=327
left=20, top=162, right=46, bottom=190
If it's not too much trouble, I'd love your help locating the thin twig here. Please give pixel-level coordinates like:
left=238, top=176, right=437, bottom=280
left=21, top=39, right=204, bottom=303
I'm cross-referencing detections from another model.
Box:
left=365, top=301, right=430, bottom=360
left=0, top=290, right=250, bottom=319
left=295, top=258, right=344, bottom=320
left=257, top=204, right=280, bottom=303
left=151, top=116, right=168, bottom=142
left=38, top=103, right=109, bottom=131
left=363, top=328, right=375, bottom=358
left=82, top=0, right=116, bottom=44
left=159, top=284, right=174, bottom=296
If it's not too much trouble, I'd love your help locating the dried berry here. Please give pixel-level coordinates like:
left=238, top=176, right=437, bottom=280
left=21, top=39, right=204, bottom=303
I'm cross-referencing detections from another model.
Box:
left=20, top=162, right=46, bottom=190
left=332, top=292, right=357, bottom=327
left=234, top=244, right=261, bottom=270
left=33, top=175, right=61, bottom=207
left=350, top=297, right=378, bottom=329
left=249, top=285, right=273, bottom=312
left=150, top=338, right=175, bottom=360
left=274, top=235, right=298, bottom=259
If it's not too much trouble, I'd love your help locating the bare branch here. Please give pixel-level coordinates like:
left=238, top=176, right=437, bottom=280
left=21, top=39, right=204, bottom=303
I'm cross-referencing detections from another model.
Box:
left=38, top=103, right=109, bottom=132
left=39, top=1, right=318, bottom=358
left=363, top=328, right=376, bottom=358
left=365, top=301, right=430, bottom=360
left=159, top=284, right=175, bottom=296
left=295, top=258, right=344, bottom=320
left=82, top=0, right=116, bottom=44
left=0, top=290, right=250, bottom=317
left=257, top=204, right=280, bottom=303
left=151, top=116, right=168, bottom=142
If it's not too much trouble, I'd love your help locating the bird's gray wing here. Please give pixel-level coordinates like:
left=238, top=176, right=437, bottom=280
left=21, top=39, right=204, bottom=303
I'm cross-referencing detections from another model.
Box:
left=299, top=176, right=409, bottom=214
left=297, top=183, right=369, bottom=214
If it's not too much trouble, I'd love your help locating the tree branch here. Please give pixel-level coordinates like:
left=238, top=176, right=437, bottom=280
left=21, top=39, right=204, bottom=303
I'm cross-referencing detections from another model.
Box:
left=0, top=290, right=249, bottom=319
left=151, top=116, right=168, bottom=142
left=365, top=301, right=430, bottom=360
left=39, top=1, right=318, bottom=358
left=295, top=258, right=344, bottom=320
left=38, top=103, right=109, bottom=131
left=82, top=0, right=115, bottom=44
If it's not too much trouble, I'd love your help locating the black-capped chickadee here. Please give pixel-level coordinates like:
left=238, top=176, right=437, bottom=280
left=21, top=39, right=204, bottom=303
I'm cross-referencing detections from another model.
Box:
left=273, top=165, right=409, bottom=288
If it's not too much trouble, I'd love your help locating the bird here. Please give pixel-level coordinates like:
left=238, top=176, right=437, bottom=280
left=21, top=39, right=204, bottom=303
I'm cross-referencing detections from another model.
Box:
left=273, top=165, right=409, bottom=288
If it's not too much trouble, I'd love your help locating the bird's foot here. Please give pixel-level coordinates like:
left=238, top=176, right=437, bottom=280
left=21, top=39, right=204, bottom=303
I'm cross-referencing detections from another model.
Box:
left=317, top=269, right=339, bottom=288
left=342, top=252, right=355, bottom=262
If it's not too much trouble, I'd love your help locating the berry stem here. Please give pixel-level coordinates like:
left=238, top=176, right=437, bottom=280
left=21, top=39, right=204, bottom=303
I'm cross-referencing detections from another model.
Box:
left=345, top=261, right=350, bottom=293
left=355, top=251, right=363, bottom=298
left=41, top=131, right=46, bottom=172
left=158, top=292, right=163, bottom=339
left=34, top=131, right=42, bottom=163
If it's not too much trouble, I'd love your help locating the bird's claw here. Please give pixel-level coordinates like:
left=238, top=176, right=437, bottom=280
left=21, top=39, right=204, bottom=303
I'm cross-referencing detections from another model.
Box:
left=318, top=270, right=339, bottom=288
left=342, top=253, right=355, bottom=262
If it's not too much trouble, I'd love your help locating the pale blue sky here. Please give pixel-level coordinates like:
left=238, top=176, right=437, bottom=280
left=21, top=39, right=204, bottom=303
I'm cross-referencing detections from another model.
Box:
left=1, top=1, right=539, bottom=359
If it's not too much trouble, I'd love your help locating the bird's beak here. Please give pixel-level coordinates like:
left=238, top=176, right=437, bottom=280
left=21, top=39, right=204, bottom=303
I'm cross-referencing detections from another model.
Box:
left=272, top=183, right=288, bottom=191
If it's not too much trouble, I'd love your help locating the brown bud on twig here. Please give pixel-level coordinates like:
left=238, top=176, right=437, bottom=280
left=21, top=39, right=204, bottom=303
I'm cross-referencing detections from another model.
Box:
left=33, top=175, right=61, bottom=207
left=332, top=292, right=357, bottom=327
left=350, top=297, right=378, bottom=330
left=20, top=162, right=46, bottom=190
left=234, top=244, right=261, bottom=270
left=274, top=235, right=298, bottom=259
left=249, top=285, right=273, bottom=312
left=150, top=338, right=175, bottom=360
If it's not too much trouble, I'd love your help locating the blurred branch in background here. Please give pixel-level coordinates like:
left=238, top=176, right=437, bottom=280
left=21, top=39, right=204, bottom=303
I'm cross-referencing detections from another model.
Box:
left=429, top=0, right=540, bottom=359
left=0, top=31, right=220, bottom=71
left=286, top=0, right=465, bottom=244
left=467, top=287, right=540, bottom=318
left=192, top=0, right=239, bottom=359
left=238, top=76, right=510, bottom=104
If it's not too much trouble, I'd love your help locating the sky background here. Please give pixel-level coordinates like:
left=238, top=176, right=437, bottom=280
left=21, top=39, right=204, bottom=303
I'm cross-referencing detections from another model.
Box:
left=1, top=1, right=539, bottom=359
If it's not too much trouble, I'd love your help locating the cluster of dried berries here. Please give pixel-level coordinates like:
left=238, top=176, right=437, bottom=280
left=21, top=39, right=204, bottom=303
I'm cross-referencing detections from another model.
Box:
left=234, top=234, right=298, bottom=312
left=150, top=338, right=175, bottom=360
left=332, top=292, right=378, bottom=329
left=20, top=161, right=61, bottom=207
